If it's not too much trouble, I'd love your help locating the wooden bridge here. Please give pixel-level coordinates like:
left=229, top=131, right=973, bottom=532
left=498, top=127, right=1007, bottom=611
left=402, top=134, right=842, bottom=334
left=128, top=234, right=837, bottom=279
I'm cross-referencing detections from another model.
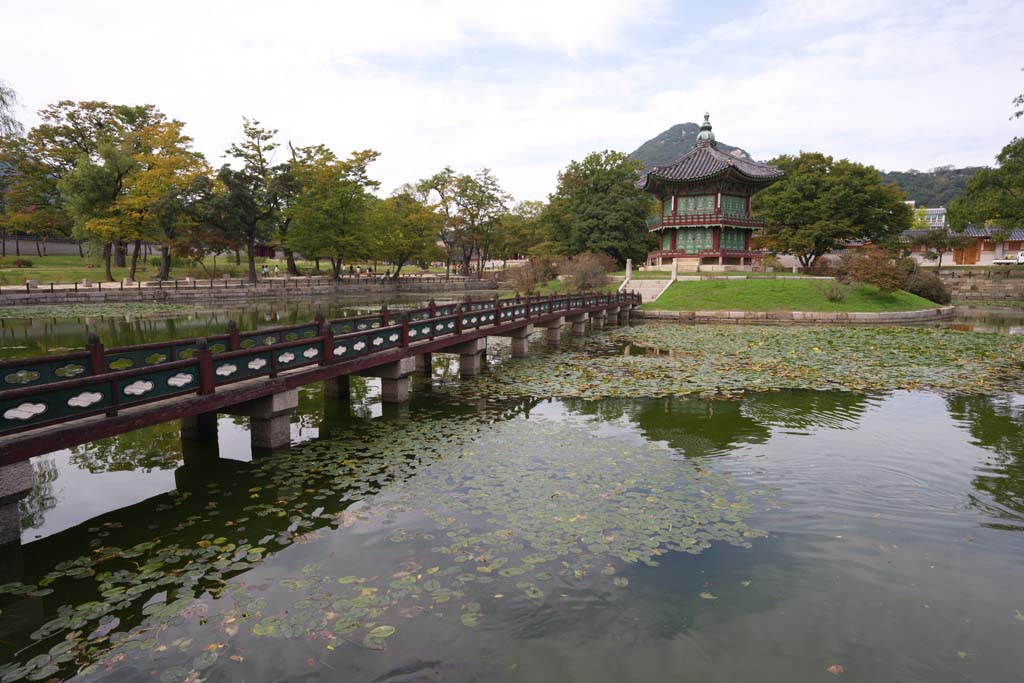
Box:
left=0, top=292, right=640, bottom=545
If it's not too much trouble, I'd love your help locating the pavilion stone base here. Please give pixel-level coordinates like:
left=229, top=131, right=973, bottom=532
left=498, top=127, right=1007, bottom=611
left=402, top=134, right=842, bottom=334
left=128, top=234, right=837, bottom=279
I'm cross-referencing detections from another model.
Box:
left=0, top=461, right=32, bottom=547
left=223, top=389, right=299, bottom=450
left=356, top=357, right=416, bottom=403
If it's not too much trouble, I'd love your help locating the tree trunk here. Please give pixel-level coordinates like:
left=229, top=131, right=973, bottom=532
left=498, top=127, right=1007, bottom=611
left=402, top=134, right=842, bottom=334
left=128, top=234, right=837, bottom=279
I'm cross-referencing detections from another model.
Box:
left=35, top=239, right=42, bottom=257
left=330, top=258, right=342, bottom=279
left=77, top=240, right=84, bottom=258
left=936, top=251, right=943, bottom=273
left=103, top=243, right=113, bottom=282
left=246, top=236, right=257, bottom=283
left=128, top=239, right=141, bottom=281
left=285, top=249, right=299, bottom=276
left=113, top=240, right=126, bottom=267
left=159, top=245, right=172, bottom=280
left=14, top=232, right=19, bottom=256
left=314, top=258, right=320, bottom=273
left=1, top=227, right=5, bottom=257
left=235, top=248, right=241, bottom=266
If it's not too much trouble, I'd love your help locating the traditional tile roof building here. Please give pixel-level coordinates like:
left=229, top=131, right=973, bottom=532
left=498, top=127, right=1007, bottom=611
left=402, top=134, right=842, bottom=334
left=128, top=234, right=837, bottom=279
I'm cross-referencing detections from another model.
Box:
left=639, top=114, right=783, bottom=269
left=902, top=225, right=1024, bottom=265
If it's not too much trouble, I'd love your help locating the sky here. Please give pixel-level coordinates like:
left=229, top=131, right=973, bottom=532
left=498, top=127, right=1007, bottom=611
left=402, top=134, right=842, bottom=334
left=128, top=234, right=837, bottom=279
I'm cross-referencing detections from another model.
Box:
left=5, top=0, right=1024, bottom=202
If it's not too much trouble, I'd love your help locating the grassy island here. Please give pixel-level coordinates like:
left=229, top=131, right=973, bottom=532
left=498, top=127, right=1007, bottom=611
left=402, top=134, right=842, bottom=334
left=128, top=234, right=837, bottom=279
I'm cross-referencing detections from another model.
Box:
left=645, top=278, right=938, bottom=313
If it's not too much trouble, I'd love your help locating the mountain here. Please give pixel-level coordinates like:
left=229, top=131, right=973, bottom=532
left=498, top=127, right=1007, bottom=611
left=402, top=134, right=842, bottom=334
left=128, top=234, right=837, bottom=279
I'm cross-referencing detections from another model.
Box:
left=880, top=166, right=985, bottom=207
left=629, top=122, right=751, bottom=169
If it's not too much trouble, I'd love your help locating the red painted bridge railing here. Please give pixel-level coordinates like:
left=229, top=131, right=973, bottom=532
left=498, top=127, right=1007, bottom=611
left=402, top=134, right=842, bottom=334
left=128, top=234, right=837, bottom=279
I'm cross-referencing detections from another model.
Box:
left=0, top=292, right=640, bottom=436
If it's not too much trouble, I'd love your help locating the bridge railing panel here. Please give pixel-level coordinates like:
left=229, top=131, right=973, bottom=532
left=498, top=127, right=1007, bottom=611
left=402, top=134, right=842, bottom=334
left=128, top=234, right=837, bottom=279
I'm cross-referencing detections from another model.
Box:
left=211, top=349, right=276, bottom=385
left=1, top=358, right=201, bottom=435
left=0, top=352, right=93, bottom=391
left=116, top=362, right=205, bottom=408
left=329, top=316, right=385, bottom=335
left=268, top=339, right=324, bottom=373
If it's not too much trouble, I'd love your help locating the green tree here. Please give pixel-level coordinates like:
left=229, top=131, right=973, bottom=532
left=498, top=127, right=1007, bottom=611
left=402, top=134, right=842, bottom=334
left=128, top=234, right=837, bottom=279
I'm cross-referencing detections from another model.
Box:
left=543, top=150, right=654, bottom=265
left=0, top=80, right=22, bottom=137
left=949, top=137, right=1024, bottom=234
left=284, top=147, right=381, bottom=278
left=418, top=167, right=510, bottom=276
left=1012, top=66, right=1023, bottom=120
left=753, top=152, right=913, bottom=268
left=495, top=200, right=546, bottom=264
left=367, top=184, right=444, bottom=278
left=220, top=119, right=287, bottom=282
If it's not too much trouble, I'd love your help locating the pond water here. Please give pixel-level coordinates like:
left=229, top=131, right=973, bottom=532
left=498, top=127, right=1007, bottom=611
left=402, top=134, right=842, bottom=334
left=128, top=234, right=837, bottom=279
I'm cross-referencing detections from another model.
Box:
left=2, top=312, right=1024, bottom=682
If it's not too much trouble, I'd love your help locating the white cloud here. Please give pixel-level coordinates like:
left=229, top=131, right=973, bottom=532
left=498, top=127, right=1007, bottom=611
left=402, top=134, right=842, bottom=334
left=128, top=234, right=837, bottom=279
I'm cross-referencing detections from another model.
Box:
left=5, top=0, right=1024, bottom=202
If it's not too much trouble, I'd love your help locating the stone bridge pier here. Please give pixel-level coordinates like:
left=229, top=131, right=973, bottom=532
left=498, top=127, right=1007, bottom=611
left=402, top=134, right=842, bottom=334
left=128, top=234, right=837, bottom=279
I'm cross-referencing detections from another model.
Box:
left=540, top=317, right=564, bottom=345
left=0, top=461, right=31, bottom=547
left=356, top=357, right=417, bottom=403
left=493, top=324, right=533, bottom=358
left=566, top=311, right=589, bottom=336
left=446, top=338, right=487, bottom=376
left=222, top=389, right=299, bottom=451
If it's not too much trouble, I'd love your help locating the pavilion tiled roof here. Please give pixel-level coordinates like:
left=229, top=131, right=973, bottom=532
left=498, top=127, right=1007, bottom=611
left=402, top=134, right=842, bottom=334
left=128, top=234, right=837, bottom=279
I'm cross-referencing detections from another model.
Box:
left=639, top=143, right=784, bottom=188
left=900, top=226, right=1024, bottom=241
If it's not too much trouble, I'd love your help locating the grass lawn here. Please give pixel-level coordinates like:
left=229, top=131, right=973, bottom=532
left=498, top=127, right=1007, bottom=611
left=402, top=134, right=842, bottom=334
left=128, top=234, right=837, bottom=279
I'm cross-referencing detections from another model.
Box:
left=646, top=279, right=938, bottom=312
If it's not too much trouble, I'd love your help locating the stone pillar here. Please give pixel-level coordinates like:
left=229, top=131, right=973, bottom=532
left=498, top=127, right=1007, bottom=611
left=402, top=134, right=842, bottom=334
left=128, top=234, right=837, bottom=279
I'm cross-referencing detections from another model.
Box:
left=606, top=306, right=620, bottom=325
left=591, top=310, right=606, bottom=331
left=445, top=337, right=487, bottom=377
left=356, top=357, right=416, bottom=403
left=671, top=258, right=679, bottom=280
left=619, top=307, right=631, bottom=325
left=415, top=353, right=432, bottom=375
left=223, top=389, right=298, bottom=451
left=625, top=258, right=633, bottom=280
left=181, top=411, right=218, bottom=440
left=541, top=317, right=565, bottom=345
left=566, top=312, right=589, bottom=336
left=180, top=433, right=221, bottom=467
left=324, top=374, right=350, bottom=399
left=381, top=376, right=411, bottom=403
left=493, top=324, right=533, bottom=358
left=0, top=461, right=32, bottom=547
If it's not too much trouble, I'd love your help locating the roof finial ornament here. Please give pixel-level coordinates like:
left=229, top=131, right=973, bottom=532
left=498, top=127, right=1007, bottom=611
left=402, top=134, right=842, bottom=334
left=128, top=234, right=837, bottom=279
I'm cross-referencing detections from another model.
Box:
left=697, top=112, right=716, bottom=146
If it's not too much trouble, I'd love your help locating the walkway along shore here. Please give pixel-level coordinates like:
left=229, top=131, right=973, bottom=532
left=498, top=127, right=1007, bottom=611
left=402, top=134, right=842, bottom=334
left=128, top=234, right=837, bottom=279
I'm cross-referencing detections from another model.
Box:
left=638, top=306, right=955, bottom=324
left=0, top=275, right=501, bottom=307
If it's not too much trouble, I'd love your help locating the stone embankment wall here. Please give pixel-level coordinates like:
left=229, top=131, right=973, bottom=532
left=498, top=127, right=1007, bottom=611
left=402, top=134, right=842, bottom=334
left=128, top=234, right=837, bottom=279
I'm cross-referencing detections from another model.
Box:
left=0, top=278, right=500, bottom=307
left=639, top=306, right=955, bottom=325
left=939, top=270, right=1024, bottom=304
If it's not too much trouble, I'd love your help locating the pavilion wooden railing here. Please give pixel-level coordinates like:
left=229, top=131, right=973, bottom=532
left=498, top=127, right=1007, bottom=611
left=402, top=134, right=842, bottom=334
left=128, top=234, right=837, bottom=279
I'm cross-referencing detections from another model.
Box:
left=0, top=292, right=640, bottom=436
left=646, top=213, right=764, bottom=230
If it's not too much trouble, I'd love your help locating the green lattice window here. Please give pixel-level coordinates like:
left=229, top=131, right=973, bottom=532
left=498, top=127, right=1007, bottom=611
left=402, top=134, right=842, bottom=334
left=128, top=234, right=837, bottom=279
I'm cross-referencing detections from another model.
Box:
left=721, top=228, right=746, bottom=250
left=663, top=198, right=673, bottom=216
left=678, top=227, right=714, bottom=254
left=722, top=195, right=746, bottom=217
left=662, top=231, right=672, bottom=250
left=678, top=195, right=715, bottom=214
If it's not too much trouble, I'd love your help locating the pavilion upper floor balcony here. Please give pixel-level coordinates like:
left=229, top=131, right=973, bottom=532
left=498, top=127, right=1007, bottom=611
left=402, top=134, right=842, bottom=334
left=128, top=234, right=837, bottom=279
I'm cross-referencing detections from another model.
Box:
left=646, top=212, right=764, bottom=230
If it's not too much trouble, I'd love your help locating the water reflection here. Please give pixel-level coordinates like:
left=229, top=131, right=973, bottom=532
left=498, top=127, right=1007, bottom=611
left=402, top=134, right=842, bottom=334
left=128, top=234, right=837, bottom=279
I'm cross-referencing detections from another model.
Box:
left=5, top=388, right=1024, bottom=681
left=0, top=294, right=473, bottom=359
left=948, top=395, right=1024, bottom=529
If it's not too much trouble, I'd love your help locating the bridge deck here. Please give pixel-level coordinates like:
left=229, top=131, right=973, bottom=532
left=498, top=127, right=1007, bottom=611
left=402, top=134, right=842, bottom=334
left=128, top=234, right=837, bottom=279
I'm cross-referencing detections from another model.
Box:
left=0, top=292, right=639, bottom=463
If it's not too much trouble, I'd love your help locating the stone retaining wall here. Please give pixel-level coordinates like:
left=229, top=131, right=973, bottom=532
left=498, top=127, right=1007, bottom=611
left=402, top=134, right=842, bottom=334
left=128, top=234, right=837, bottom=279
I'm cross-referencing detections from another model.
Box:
left=0, top=279, right=500, bottom=307
left=638, top=306, right=954, bottom=325
left=939, top=270, right=1024, bottom=303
